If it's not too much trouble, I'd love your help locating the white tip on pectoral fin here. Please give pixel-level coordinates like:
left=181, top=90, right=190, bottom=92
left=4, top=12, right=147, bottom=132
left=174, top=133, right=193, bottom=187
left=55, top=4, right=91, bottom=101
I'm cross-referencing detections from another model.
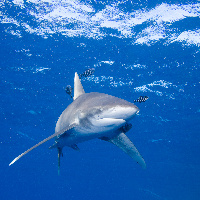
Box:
left=73, top=72, right=85, bottom=100
left=9, top=123, right=77, bottom=166
left=104, top=133, right=146, bottom=169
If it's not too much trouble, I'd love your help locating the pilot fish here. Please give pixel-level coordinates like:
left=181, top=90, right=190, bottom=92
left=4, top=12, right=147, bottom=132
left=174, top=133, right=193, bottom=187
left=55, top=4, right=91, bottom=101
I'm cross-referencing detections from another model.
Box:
left=79, top=68, right=95, bottom=78
left=65, top=85, right=73, bottom=98
left=134, top=96, right=149, bottom=103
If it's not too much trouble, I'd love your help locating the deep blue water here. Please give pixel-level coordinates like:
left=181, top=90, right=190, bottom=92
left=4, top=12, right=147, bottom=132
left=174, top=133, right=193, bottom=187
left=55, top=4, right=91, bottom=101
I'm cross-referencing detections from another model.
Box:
left=1, top=1, right=200, bottom=200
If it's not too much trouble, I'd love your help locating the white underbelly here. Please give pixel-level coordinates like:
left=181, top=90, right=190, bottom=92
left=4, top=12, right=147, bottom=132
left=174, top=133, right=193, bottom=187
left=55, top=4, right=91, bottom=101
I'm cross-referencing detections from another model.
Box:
left=57, top=117, right=127, bottom=147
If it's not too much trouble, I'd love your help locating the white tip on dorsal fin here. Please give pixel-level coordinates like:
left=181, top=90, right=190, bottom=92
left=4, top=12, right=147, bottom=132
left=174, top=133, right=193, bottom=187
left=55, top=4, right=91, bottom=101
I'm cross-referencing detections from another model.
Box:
left=73, top=72, right=85, bottom=100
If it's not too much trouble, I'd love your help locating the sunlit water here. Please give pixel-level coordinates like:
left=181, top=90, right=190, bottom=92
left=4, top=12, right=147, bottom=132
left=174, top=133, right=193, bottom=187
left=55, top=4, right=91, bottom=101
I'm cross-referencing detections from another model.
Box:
left=1, top=1, right=200, bottom=200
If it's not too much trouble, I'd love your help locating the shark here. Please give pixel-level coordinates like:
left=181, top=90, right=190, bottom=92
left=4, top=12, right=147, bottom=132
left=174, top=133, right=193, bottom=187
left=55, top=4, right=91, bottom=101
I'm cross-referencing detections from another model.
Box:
left=9, top=72, right=146, bottom=173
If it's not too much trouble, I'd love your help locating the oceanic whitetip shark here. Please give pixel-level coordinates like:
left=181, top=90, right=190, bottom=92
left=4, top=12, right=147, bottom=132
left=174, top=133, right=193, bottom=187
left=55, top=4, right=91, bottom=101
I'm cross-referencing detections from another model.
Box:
left=9, top=72, right=146, bottom=174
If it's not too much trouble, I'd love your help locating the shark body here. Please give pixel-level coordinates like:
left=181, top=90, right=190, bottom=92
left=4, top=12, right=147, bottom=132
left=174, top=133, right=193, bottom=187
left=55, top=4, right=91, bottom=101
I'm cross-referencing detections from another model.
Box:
left=9, top=72, right=146, bottom=172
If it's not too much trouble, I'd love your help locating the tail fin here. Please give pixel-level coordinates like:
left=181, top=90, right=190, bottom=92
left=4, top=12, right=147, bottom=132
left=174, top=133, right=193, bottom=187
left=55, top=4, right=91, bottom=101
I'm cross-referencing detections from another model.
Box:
left=57, top=147, right=62, bottom=175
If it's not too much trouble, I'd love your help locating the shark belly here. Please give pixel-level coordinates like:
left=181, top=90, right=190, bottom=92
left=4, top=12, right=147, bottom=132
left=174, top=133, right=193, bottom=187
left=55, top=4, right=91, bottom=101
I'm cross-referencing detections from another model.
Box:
left=56, top=117, right=127, bottom=148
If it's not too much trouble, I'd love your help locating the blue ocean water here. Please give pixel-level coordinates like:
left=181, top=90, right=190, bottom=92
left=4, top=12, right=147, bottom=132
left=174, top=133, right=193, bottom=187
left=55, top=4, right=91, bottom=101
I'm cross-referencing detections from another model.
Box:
left=1, top=1, right=200, bottom=199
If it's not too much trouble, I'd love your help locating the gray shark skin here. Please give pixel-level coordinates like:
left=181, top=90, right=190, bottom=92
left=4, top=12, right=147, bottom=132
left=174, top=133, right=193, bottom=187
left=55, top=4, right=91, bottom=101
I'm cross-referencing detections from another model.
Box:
left=9, top=72, right=146, bottom=172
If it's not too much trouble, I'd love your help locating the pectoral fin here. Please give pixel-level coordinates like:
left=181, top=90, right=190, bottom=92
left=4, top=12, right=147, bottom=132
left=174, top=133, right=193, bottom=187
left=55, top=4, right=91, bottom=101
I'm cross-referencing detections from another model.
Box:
left=9, top=123, right=77, bottom=166
left=101, top=133, right=146, bottom=169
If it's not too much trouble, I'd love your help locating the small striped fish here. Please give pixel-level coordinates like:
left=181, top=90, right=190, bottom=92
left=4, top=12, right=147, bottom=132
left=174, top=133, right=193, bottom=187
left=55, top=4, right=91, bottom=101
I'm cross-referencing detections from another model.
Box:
left=65, top=85, right=73, bottom=98
left=79, top=68, right=95, bottom=78
left=134, top=96, right=149, bottom=103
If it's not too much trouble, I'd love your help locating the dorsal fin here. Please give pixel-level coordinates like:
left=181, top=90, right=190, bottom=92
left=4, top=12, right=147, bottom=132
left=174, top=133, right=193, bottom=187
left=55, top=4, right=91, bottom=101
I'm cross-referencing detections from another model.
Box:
left=57, top=147, right=62, bottom=175
left=73, top=72, right=85, bottom=100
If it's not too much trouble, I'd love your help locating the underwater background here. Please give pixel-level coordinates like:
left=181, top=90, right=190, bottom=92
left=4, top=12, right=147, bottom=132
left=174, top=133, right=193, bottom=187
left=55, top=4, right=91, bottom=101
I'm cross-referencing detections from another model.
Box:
left=0, top=0, right=200, bottom=199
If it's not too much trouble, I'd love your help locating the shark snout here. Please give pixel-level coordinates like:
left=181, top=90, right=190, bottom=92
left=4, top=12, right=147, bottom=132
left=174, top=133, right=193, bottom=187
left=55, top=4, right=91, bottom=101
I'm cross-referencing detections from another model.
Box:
left=100, top=105, right=139, bottom=121
left=121, top=105, right=140, bottom=120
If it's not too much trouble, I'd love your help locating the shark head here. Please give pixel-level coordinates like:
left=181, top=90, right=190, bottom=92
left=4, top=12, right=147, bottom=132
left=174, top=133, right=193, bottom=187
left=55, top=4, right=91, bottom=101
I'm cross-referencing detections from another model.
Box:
left=55, top=91, right=139, bottom=136
left=96, top=100, right=140, bottom=121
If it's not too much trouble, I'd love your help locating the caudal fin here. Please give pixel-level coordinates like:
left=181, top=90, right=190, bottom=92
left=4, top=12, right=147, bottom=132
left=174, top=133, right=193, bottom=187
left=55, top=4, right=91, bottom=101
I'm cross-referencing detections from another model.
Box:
left=57, top=147, right=62, bottom=175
